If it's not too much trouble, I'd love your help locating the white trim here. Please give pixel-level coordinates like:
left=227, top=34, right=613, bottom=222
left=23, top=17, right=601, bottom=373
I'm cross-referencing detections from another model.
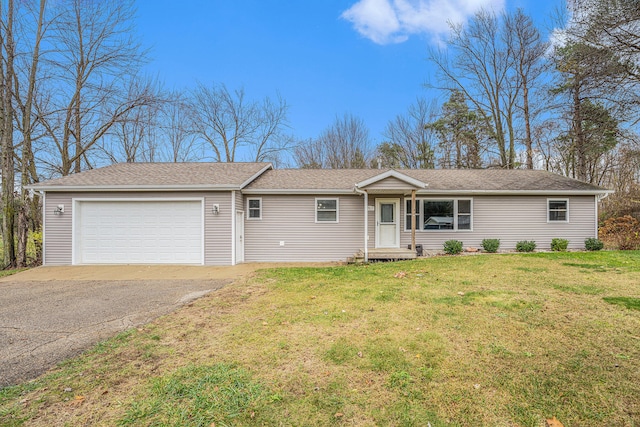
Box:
left=403, top=197, right=474, bottom=232
left=41, top=191, right=46, bottom=266
left=247, top=197, right=262, bottom=220
left=315, top=197, right=339, bottom=223
left=415, top=189, right=610, bottom=196
left=242, top=189, right=356, bottom=195
left=241, top=188, right=611, bottom=196
left=29, top=184, right=244, bottom=192
left=231, top=191, right=236, bottom=265
left=547, top=198, right=570, bottom=223
left=239, top=163, right=273, bottom=188
left=72, top=197, right=205, bottom=265
left=356, top=170, right=427, bottom=189
left=594, top=195, right=599, bottom=238
left=375, top=198, right=400, bottom=248
left=235, top=210, right=245, bottom=264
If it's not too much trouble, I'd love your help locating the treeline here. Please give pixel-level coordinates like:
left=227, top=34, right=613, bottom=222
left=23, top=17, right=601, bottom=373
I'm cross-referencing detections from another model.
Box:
left=1, top=0, right=639, bottom=268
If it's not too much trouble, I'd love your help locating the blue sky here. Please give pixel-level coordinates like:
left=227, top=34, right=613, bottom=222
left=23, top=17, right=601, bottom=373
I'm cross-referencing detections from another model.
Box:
left=135, top=0, right=563, bottom=157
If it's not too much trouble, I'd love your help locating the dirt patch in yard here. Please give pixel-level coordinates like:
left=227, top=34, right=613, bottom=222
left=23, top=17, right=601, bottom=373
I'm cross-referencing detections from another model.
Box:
left=0, top=262, right=341, bottom=282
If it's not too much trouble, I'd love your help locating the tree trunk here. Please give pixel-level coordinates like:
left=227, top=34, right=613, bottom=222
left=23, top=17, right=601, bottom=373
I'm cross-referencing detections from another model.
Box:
left=1, top=0, right=16, bottom=268
left=573, top=86, right=587, bottom=181
left=17, top=0, right=46, bottom=267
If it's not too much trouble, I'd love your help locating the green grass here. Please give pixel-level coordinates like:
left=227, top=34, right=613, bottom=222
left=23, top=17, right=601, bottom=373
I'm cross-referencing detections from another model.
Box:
left=1, top=251, right=639, bottom=427
left=603, top=296, right=640, bottom=311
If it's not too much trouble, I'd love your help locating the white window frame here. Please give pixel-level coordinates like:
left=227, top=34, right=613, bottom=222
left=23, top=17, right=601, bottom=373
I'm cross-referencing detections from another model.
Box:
left=547, top=198, right=569, bottom=223
left=404, top=197, right=473, bottom=232
left=315, top=197, right=339, bottom=223
left=247, top=197, right=262, bottom=220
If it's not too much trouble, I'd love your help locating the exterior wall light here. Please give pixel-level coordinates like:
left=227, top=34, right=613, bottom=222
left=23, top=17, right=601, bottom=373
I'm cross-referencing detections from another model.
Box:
left=54, top=205, right=64, bottom=215
left=212, top=204, right=220, bottom=215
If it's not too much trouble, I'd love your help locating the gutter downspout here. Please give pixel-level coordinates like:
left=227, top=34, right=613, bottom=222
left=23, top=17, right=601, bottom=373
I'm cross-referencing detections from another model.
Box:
left=595, top=192, right=610, bottom=238
left=354, top=186, right=368, bottom=262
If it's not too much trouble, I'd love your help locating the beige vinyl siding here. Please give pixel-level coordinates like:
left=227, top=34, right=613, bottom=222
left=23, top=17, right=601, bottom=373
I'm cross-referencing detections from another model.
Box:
left=235, top=190, right=243, bottom=213
left=362, top=176, right=418, bottom=191
left=398, top=195, right=597, bottom=250
left=244, top=194, right=364, bottom=262
left=43, top=193, right=74, bottom=265
left=43, top=191, right=233, bottom=266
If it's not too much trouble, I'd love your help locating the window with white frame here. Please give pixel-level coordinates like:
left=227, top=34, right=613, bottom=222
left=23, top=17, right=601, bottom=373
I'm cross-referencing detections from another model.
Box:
left=247, top=198, right=261, bottom=219
left=405, top=198, right=472, bottom=231
left=316, top=198, right=338, bottom=222
left=548, top=199, right=568, bottom=222
left=405, top=199, right=420, bottom=230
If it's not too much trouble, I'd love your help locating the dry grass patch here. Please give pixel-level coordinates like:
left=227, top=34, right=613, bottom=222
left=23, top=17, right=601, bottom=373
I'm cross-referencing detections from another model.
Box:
left=1, top=251, right=639, bottom=426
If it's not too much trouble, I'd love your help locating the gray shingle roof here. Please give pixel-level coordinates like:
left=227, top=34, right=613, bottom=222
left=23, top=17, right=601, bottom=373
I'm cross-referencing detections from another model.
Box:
left=30, top=163, right=609, bottom=194
left=244, top=168, right=608, bottom=193
left=244, top=169, right=384, bottom=191
left=400, top=169, right=606, bottom=192
left=30, top=162, right=272, bottom=190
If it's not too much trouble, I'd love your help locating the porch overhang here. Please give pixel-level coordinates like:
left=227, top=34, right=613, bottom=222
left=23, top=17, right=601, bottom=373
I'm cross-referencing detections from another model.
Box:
left=354, top=170, right=427, bottom=263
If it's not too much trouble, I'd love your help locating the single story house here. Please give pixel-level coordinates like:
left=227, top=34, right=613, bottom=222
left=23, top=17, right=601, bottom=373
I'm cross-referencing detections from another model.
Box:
left=29, top=162, right=610, bottom=265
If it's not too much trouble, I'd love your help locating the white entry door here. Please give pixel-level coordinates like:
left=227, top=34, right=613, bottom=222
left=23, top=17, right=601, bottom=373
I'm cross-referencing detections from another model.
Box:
left=235, top=210, right=244, bottom=264
left=376, top=198, right=400, bottom=248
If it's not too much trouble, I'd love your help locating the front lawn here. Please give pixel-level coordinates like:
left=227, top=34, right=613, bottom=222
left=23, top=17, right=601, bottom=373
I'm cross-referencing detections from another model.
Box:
left=1, top=251, right=639, bottom=426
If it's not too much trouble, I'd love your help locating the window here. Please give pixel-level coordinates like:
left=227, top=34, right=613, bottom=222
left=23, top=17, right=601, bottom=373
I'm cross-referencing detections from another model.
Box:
left=405, top=199, right=420, bottom=230
left=316, top=198, right=338, bottom=222
left=405, top=198, right=472, bottom=231
left=457, top=199, right=472, bottom=230
left=548, top=199, right=568, bottom=222
left=424, top=200, right=454, bottom=230
left=247, top=198, right=261, bottom=219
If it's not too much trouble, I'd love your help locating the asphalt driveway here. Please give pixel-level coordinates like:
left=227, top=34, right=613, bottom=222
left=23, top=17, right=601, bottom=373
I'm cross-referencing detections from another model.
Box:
left=0, top=268, right=239, bottom=388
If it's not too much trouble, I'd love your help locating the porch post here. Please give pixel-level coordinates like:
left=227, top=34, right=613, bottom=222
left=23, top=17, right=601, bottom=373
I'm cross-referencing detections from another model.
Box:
left=411, top=189, right=416, bottom=252
left=364, top=191, right=369, bottom=262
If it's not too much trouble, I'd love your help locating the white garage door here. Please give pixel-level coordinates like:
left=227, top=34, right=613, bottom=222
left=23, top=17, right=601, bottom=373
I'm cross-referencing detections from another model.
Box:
left=75, top=200, right=203, bottom=264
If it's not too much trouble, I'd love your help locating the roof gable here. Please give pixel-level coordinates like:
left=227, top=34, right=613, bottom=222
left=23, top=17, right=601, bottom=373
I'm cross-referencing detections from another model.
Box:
left=356, top=170, right=427, bottom=190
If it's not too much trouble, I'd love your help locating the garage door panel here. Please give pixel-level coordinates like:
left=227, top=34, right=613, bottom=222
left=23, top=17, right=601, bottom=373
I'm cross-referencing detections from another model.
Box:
left=75, top=200, right=203, bottom=264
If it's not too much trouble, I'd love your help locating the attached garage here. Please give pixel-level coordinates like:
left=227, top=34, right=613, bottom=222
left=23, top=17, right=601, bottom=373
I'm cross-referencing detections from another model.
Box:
left=73, top=199, right=204, bottom=265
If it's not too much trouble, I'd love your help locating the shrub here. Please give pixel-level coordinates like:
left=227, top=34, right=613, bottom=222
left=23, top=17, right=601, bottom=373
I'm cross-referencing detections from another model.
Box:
left=584, top=237, right=604, bottom=251
left=599, top=215, right=640, bottom=250
left=481, top=238, right=500, bottom=253
left=551, top=238, right=569, bottom=252
left=443, top=240, right=463, bottom=255
left=516, top=240, right=536, bottom=252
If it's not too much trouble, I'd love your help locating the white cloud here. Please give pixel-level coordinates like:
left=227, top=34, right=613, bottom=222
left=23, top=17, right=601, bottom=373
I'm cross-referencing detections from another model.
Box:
left=341, top=0, right=506, bottom=45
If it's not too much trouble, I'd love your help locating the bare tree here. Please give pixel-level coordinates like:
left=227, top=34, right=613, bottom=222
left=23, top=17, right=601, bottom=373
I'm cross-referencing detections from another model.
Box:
left=378, top=98, right=438, bottom=169
left=158, top=92, right=201, bottom=162
left=294, top=114, right=372, bottom=169
left=506, top=9, right=548, bottom=169
left=98, top=77, right=163, bottom=163
left=37, top=0, right=153, bottom=176
left=190, top=82, right=290, bottom=162
left=429, top=10, right=520, bottom=168
left=13, top=0, right=48, bottom=267
left=1, top=0, right=17, bottom=267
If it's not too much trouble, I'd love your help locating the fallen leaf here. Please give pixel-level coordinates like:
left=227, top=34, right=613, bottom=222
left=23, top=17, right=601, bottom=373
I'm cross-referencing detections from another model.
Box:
left=69, top=395, right=85, bottom=406
left=545, top=417, right=565, bottom=427
left=394, top=271, right=407, bottom=279
left=335, top=412, right=344, bottom=418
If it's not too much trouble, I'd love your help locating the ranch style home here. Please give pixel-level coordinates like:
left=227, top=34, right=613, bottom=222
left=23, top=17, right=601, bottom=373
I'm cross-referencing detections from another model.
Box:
left=29, top=162, right=611, bottom=266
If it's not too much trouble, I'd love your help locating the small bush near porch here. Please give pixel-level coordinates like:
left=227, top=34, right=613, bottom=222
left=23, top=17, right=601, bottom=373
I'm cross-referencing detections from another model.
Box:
left=1, top=251, right=639, bottom=426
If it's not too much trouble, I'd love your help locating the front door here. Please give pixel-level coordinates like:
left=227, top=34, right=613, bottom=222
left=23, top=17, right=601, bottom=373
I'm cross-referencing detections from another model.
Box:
left=376, top=198, right=400, bottom=248
left=235, top=210, right=244, bottom=264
